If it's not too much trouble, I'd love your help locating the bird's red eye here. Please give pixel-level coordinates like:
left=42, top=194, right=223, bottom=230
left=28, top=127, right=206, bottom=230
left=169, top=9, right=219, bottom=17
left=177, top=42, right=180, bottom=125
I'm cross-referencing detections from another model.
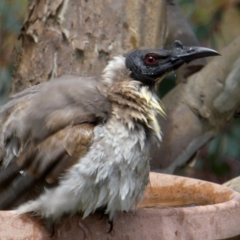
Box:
left=145, top=55, right=157, bottom=65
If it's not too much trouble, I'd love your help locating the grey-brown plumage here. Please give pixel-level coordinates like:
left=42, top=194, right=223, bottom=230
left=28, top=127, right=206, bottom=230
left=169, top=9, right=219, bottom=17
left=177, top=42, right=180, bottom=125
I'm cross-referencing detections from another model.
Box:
left=0, top=41, right=219, bottom=227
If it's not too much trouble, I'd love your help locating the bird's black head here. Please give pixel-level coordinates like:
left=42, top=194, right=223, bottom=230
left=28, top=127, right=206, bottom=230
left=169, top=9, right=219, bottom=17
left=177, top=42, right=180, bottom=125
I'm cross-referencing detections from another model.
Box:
left=125, top=40, right=219, bottom=86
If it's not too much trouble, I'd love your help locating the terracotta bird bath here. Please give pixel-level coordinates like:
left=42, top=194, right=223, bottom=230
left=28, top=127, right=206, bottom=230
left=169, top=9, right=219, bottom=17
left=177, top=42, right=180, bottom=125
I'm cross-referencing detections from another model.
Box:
left=0, top=172, right=240, bottom=240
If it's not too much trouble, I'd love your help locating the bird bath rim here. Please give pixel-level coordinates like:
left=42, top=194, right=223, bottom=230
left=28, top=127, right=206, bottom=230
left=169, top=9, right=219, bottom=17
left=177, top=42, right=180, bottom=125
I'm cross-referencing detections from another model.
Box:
left=1, top=172, right=240, bottom=240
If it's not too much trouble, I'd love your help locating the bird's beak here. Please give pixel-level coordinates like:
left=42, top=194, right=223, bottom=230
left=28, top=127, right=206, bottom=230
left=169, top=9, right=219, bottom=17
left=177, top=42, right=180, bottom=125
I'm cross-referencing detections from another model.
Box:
left=170, top=41, right=220, bottom=65
left=149, top=40, right=220, bottom=84
left=169, top=40, right=220, bottom=70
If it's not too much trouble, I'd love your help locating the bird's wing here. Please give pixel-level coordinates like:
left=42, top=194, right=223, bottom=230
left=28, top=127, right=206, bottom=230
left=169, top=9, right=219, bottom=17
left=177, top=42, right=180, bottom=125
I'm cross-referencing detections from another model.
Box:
left=0, top=75, right=111, bottom=209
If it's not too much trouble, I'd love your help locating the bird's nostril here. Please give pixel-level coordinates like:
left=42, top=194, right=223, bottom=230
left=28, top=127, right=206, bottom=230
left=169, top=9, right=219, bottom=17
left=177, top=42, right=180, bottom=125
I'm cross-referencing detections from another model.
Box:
left=187, top=48, right=194, bottom=53
left=171, top=57, right=178, bottom=61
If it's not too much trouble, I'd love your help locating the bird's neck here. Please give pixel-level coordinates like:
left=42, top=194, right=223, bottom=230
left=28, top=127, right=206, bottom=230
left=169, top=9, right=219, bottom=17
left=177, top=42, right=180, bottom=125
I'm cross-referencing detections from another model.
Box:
left=99, top=56, right=165, bottom=143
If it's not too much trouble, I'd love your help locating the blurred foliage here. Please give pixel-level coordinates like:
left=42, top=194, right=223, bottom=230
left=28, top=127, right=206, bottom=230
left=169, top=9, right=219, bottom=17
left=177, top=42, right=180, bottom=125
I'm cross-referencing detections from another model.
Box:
left=179, top=0, right=240, bottom=50
left=0, top=0, right=27, bottom=104
left=158, top=73, right=176, bottom=98
left=176, top=0, right=240, bottom=183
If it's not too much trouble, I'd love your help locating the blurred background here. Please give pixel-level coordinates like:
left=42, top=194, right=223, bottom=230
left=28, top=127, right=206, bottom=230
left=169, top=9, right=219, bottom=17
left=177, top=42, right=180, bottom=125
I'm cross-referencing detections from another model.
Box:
left=0, top=0, right=240, bottom=184
left=0, top=0, right=27, bottom=105
left=174, top=0, right=240, bottom=183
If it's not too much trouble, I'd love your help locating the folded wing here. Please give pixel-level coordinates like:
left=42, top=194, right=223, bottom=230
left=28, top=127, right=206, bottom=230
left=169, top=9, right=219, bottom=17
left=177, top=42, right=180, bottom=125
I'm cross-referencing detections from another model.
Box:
left=0, top=75, right=111, bottom=209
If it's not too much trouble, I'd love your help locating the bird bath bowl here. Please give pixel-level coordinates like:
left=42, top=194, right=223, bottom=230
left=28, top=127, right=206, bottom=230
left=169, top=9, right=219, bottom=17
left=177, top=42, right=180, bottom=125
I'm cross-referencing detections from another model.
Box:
left=0, top=172, right=240, bottom=239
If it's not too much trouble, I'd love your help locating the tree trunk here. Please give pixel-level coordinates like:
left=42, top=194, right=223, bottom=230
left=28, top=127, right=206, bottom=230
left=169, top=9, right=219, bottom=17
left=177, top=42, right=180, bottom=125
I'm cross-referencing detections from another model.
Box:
left=11, top=0, right=167, bottom=93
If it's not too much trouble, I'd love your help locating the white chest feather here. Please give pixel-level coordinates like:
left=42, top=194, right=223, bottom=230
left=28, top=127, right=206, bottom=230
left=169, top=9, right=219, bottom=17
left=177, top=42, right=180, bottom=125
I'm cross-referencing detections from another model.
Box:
left=16, top=118, right=150, bottom=221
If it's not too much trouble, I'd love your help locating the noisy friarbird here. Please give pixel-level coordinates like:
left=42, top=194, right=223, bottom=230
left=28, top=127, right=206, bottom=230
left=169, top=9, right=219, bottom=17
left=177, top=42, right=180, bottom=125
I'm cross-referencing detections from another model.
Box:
left=0, top=40, right=219, bottom=232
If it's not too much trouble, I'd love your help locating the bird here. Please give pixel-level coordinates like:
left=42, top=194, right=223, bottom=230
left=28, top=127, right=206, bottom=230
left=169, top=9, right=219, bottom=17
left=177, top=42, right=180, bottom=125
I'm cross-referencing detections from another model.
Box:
left=0, top=40, right=219, bottom=232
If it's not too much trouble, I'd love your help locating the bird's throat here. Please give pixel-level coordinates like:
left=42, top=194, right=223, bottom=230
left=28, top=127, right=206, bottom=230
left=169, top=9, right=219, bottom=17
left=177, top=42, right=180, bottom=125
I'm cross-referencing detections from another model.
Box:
left=105, top=80, right=164, bottom=143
